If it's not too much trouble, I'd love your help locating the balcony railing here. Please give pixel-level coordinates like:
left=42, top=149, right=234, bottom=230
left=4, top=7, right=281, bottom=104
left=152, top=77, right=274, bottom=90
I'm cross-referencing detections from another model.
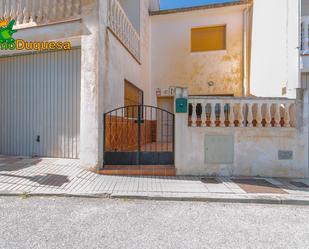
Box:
left=188, top=97, right=296, bottom=128
left=107, top=0, right=140, bottom=62
left=0, top=0, right=81, bottom=27
left=301, top=17, right=309, bottom=52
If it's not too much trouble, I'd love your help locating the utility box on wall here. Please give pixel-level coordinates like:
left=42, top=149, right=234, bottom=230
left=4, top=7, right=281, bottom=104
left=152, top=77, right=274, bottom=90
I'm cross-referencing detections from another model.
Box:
left=175, top=87, right=188, bottom=113
left=205, top=135, right=234, bottom=164
left=176, top=98, right=188, bottom=113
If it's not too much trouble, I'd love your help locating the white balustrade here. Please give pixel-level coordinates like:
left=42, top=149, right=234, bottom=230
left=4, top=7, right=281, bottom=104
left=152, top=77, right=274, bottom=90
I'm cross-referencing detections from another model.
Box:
left=201, top=103, right=207, bottom=127
left=229, top=103, right=235, bottom=127
left=219, top=102, right=225, bottom=127
left=191, top=102, right=197, bottom=127
left=210, top=102, right=216, bottom=127
left=256, top=103, right=262, bottom=128
left=247, top=103, right=253, bottom=127
left=284, top=103, right=291, bottom=128
left=238, top=103, right=245, bottom=127
left=107, top=0, right=141, bottom=61
left=274, top=104, right=281, bottom=127
left=0, top=0, right=81, bottom=26
left=188, top=97, right=296, bottom=129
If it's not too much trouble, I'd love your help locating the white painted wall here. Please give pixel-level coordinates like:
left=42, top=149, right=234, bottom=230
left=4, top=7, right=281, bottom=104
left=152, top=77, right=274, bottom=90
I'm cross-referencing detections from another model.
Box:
left=175, top=114, right=308, bottom=177
left=250, top=0, right=300, bottom=98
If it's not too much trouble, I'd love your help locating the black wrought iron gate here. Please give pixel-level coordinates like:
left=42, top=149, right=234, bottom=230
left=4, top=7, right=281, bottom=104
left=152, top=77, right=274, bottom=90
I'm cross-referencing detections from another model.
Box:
left=104, top=105, right=174, bottom=165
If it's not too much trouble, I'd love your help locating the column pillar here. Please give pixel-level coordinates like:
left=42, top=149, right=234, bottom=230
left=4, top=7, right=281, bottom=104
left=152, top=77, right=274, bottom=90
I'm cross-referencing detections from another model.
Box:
left=80, top=0, right=107, bottom=170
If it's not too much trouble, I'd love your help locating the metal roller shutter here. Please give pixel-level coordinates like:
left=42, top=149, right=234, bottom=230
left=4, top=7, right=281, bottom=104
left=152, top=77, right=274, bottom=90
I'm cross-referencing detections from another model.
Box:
left=0, top=48, right=81, bottom=158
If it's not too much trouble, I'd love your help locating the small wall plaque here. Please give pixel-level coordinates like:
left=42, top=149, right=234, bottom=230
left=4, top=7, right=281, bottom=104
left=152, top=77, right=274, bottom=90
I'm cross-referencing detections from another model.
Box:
left=278, top=150, right=293, bottom=160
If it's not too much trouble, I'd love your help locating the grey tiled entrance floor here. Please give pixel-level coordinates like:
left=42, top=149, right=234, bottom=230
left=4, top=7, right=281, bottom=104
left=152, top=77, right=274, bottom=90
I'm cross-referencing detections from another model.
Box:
left=1, top=155, right=309, bottom=198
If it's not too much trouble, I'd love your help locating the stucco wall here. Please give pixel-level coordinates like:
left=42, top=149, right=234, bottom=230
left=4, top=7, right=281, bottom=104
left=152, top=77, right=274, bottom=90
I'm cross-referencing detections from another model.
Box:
left=250, top=0, right=299, bottom=98
left=175, top=114, right=308, bottom=177
left=150, top=5, right=246, bottom=104
left=104, top=0, right=152, bottom=112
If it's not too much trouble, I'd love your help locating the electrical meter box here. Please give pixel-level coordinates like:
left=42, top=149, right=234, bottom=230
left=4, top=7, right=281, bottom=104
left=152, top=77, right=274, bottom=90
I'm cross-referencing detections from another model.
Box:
left=176, top=98, right=188, bottom=113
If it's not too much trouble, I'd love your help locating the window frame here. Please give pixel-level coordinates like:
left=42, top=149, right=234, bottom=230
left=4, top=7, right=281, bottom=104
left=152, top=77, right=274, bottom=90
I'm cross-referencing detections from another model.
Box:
left=124, top=79, right=144, bottom=107
left=190, top=24, right=227, bottom=53
left=124, top=79, right=144, bottom=119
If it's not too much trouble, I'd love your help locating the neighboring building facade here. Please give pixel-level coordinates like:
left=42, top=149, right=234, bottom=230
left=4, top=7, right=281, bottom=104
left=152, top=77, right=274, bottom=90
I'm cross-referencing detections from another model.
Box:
left=250, top=0, right=300, bottom=98
left=0, top=0, right=306, bottom=177
left=150, top=3, right=250, bottom=99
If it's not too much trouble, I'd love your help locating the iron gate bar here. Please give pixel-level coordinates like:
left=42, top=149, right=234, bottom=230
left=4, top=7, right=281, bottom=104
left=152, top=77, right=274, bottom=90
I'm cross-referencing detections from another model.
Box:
left=103, top=105, right=175, bottom=166
left=166, top=112, right=168, bottom=151
left=137, top=105, right=141, bottom=163
left=144, top=106, right=146, bottom=152
left=121, top=108, right=123, bottom=151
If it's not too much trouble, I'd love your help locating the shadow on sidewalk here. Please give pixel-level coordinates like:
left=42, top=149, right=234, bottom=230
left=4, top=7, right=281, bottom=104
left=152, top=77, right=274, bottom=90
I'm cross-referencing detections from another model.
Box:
left=0, top=157, right=42, bottom=172
left=0, top=173, right=70, bottom=187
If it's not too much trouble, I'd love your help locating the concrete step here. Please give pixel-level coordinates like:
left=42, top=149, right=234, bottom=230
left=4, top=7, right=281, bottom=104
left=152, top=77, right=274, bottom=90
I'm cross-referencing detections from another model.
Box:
left=97, top=165, right=176, bottom=176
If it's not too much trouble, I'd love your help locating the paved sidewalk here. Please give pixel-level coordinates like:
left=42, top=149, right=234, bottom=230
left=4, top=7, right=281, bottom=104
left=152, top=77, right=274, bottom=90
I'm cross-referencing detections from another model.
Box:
left=1, top=155, right=309, bottom=205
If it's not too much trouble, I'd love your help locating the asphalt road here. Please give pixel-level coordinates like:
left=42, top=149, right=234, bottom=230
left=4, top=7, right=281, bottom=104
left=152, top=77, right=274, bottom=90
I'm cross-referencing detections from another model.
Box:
left=0, top=197, right=309, bottom=249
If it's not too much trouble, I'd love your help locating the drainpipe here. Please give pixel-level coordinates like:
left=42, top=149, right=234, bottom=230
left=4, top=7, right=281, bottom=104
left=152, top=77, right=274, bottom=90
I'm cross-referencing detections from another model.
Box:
left=242, top=8, right=247, bottom=97
left=242, top=3, right=253, bottom=97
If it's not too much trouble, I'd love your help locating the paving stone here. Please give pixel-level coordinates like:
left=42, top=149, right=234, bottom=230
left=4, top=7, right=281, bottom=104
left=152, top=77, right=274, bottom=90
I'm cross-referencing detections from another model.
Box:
left=1, top=155, right=309, bottom=202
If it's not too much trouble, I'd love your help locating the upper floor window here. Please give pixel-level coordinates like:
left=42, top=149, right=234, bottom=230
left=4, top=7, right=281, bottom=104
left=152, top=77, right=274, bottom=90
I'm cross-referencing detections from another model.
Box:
left=191, top=25, right=226, bottom=52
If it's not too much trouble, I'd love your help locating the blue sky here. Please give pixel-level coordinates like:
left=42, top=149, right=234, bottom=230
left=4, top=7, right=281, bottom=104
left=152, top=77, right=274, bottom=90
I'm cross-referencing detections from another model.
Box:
left=160, top=0, right=237, bottom=10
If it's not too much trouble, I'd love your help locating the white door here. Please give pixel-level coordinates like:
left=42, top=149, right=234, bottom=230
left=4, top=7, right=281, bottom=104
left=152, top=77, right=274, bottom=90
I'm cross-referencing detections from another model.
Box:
left=0, top=49, right=81, bottom=158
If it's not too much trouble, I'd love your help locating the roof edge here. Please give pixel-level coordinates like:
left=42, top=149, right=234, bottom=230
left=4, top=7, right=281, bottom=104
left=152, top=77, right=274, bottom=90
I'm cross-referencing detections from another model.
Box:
left=150, top=0, right=251, bottom=16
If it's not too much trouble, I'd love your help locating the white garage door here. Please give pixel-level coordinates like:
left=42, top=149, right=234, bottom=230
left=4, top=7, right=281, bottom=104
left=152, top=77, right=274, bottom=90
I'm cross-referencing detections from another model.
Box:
left=0, top=49, right=81, bottom=158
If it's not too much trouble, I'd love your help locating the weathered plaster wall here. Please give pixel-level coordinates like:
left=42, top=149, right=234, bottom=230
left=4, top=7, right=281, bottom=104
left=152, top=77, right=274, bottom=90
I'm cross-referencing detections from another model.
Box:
left=150, top=5, right=246, bottom=104
left=79, top=0, right=108, bottom=170
left=175, top=113, right=308, bottom=177
left=250, top=0, right=300, bottom=98
left=103, top=0, right=152, bottom=112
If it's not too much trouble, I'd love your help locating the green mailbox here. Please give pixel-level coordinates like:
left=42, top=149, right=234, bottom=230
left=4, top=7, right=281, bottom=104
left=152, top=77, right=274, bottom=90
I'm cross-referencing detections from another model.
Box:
left=176, top=98, right=188, bottom=113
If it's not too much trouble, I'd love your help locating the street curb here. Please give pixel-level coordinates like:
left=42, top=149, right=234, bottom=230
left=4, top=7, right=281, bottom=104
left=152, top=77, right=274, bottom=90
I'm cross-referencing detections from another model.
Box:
left=110, top=194, right=309, bottom=206
left=1, top=192, right=309, bottom=206
left=0, top=192, right=111, bottom=199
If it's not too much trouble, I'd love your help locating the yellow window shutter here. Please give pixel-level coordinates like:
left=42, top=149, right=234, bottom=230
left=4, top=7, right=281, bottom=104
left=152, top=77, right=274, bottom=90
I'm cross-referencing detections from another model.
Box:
left=191, top=25, right=226, bottom=52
